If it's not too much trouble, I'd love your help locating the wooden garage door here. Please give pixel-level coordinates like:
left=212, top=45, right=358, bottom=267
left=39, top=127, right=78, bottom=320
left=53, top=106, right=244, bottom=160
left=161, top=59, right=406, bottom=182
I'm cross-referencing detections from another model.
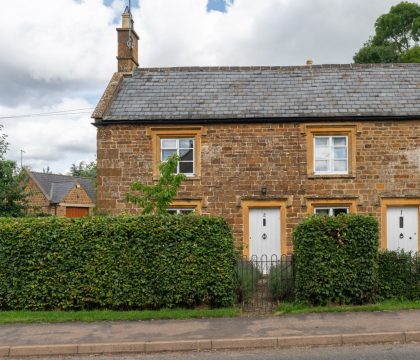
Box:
left=65, top=207, right=89, bottom=218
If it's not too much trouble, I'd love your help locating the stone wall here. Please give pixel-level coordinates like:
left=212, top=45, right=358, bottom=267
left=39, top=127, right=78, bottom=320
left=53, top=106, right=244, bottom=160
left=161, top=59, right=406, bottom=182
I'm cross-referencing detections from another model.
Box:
left=96, top=121, right=420, bottom=253
left=26, top=178, right=53, bottom=215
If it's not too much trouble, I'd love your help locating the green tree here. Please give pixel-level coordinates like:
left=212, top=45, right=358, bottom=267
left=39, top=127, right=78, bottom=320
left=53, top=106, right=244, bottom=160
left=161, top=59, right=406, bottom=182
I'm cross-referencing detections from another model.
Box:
left=42, top=166, right=52, bottom=174
left=126, top=155, right=186, bottom=215
left=0, top=125, right=28, bottom=217
left=70, top=160, right=96, bottom=178
left=354, top=2, right=420, bottom=63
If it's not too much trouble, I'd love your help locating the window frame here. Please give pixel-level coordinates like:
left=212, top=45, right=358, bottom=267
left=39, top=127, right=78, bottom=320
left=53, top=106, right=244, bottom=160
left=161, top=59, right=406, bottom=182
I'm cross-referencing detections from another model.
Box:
left=160, top=137, right=195, bottom=176
left=167, top=208, right=196, bottom=215
left=167, top=199, right=202, bottom=214
left=314, top=206, right=349, bottom=216
left=147, top=126, right=206, bottom=179
left=313, top=135, right=348, bottom=175
left=306, top=125, right=356, bottom=177
left=306, top=198, right=357, bottom=215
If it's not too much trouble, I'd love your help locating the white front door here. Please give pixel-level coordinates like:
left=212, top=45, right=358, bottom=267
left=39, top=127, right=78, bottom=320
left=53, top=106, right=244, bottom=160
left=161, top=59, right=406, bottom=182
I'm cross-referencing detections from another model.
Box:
left=387, top=207, right=418, bottom=252
left=249, top=208, right=281, bottom=258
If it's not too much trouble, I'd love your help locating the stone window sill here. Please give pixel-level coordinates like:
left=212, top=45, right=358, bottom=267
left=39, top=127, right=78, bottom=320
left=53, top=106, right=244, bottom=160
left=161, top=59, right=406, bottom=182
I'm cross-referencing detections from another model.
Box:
left=307, top=174, right=356, bottom=180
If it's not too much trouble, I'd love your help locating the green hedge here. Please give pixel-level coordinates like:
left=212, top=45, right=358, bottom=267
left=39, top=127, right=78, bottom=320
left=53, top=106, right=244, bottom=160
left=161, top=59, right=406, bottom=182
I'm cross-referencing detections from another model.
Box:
left=378, top=250, right=420, bottom=300
left=0, top=215, right=235, bottom=310
left=293, top=214, right=379, bottom=305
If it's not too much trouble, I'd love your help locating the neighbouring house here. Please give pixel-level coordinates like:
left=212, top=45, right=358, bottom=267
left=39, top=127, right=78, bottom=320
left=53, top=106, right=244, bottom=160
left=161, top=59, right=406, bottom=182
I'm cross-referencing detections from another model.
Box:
left=26, top=171, right=96, bottom=217
left=92, top=8, right=420, bottom=257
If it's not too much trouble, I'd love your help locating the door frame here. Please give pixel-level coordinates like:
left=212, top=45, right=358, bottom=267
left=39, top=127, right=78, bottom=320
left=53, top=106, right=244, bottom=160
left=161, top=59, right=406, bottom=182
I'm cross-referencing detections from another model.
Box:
left=242, top=199, right=287, bottom=257
left=380, top=198, right=420, bottom=251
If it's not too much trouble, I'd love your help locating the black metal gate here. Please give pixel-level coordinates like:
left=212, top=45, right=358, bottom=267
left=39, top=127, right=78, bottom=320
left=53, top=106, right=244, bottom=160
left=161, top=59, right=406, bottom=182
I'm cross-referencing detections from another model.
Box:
left=236, top=254, right=295, bottom=313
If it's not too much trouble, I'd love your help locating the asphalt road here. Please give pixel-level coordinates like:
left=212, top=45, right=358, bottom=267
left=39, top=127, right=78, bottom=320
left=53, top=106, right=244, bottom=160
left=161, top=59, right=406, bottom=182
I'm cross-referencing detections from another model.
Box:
left=11, top=344, right=420, bottom=360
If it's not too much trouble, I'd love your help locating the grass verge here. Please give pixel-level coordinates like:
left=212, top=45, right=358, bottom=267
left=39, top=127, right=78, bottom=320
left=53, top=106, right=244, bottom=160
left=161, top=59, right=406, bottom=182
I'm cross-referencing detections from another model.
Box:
left=0, top=308, right=240, bottom=324
left=276, top=299, right=420, bottom=315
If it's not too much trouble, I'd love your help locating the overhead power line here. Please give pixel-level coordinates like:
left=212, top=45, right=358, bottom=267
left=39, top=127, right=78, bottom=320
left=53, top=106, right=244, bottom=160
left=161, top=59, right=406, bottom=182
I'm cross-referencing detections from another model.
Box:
left=0, top=108, right=94, bottom=120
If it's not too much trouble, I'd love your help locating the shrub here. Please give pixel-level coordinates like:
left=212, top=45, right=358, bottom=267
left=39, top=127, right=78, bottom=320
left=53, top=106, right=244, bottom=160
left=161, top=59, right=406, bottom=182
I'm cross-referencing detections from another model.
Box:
left=0, top=215, right=236, bottom=310
left=267, top=258, right=295, bottom=302
left=378, top=250, right=420, bottom=300
left=235, top=260, right=261, bottom=303
left=293, top=214, right=379, bottom=305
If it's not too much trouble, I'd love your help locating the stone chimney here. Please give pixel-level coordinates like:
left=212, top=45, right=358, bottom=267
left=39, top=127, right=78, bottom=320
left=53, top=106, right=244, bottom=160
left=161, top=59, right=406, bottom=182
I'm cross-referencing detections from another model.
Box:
left=116, top=6, right=139, bottom=72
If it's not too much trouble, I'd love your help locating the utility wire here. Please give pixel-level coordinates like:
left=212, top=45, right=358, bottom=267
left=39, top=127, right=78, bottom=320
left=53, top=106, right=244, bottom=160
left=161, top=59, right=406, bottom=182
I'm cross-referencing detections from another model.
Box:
left=0, top=108, right=94, bottom=120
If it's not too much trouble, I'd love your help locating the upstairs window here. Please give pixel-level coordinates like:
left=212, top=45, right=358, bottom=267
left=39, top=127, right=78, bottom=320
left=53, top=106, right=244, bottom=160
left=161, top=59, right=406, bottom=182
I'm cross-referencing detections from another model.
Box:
left=306, top=125, right=356, bottom=177
left=147, top=126, right=206, bottom=179
left=161, top=138, right=194, bottom=175
left=314, top=136, right=348, bottom=174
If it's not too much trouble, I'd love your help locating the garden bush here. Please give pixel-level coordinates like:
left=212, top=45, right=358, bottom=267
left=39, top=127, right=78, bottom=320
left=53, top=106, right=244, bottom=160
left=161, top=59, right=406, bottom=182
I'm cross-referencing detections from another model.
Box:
left=0, top=215, right=236, bottom=310
left=267, top=259, right=295, bottom=302
left=235, top=260, right=261, bottom=303
left=378, top=250, right=420, bottom=300
left=293, top=214, right=379, bottom=305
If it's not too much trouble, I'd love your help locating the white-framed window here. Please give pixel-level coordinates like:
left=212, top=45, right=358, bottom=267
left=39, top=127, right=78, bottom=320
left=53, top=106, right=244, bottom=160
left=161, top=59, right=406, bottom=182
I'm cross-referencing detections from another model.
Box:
left=167, top=208, right=195, bottom=215
left=314, top=207, right=349, bottom=216
left=314, top=136, right=348, bottom=174
left=161, top=138, right=194, bottom=175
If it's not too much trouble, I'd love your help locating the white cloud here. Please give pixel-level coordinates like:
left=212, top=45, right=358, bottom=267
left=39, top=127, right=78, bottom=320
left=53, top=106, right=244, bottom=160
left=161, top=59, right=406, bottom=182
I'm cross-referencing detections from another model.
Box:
left=0, top=98, right=96, bottom=173
left=0, top=0, right=406, bottom=173
left=136, top=0, right=404, bottom=67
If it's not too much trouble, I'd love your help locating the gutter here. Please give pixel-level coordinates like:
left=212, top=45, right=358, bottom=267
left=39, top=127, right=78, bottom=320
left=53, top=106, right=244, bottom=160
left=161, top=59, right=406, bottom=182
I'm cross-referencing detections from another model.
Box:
left=93, top=115, right=420, bottom=126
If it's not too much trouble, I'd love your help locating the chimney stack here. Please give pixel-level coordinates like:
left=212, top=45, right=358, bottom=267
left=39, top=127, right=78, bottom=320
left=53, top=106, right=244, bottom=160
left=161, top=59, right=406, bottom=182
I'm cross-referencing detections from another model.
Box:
left=117, top=6, right=139, bottom=72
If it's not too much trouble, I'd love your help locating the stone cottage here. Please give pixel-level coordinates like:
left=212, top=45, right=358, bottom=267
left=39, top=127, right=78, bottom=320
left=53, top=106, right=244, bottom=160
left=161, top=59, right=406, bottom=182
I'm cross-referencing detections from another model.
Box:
left=92, top=9, right=420, bottom=257
left=27, top=171, right=95, bottom=217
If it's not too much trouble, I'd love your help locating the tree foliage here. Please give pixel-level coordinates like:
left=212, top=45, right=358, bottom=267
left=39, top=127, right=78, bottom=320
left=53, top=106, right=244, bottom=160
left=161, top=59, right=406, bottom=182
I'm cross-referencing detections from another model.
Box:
left=0, top=125, right=28, bottom=217
left=354, top=2, right=420, bottom=63
left=126, top=155, right=186, bottom=215
left=70, top=160, right=96, bottom=178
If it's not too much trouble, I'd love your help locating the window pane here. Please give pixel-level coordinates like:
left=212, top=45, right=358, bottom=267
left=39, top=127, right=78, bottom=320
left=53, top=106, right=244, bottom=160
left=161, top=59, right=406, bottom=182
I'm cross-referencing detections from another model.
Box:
left=179, top=161, right=194, bottom=174
left=180, top=209, right=194, bottom=214
left=315, top=147, right=330, bottom=159
left=334, top=147, right=347, bottom=159
left=315, top=137, right=329, bottom=146
left=180, top=149, right=193, bottom=161
left=315, top=160, right=329, bottom=172
left=161, top=139, right=177, bottom=148
left=179, top=139, right=194, bottom=149
left=333, top=208, right=349, bottom=216
left=162, top=150, right=176, bottom=161
left=333, top=137, right=347, bottom=146
left=333, top=160, right=347, bottom=172
left=315, top=208, right=330, bottom=215
left=167, top=209, right=178, bottom=215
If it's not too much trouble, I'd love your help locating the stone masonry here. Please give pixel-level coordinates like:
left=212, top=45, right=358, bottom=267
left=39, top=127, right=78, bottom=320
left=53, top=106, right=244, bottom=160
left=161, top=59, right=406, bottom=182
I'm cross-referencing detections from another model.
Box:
left=96, top=120, right=420, bottom=253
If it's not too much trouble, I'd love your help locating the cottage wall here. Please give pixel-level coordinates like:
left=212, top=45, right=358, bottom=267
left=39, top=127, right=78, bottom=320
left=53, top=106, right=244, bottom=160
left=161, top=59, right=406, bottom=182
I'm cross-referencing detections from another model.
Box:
left=26, top=178, right=53, bottom=215
left=96, top=121, right=420, bottom=253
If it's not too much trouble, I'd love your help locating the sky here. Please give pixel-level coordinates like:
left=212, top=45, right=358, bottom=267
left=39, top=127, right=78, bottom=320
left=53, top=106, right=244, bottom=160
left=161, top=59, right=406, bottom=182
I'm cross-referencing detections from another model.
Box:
left=0, top=0, right=413, bottom=174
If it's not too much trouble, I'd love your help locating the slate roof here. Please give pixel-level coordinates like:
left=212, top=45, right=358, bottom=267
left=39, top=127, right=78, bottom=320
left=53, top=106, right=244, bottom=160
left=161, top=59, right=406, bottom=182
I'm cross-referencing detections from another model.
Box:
left=100, top=63, right=420, bottom=122
left=30, top=172, right=96, bottom=204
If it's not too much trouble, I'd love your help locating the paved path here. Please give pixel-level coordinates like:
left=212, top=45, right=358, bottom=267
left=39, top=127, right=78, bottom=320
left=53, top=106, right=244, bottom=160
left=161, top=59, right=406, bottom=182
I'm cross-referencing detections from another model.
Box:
left=0, top=310, right=420, bottom=357
left=1, top=310, right=420, bottom=346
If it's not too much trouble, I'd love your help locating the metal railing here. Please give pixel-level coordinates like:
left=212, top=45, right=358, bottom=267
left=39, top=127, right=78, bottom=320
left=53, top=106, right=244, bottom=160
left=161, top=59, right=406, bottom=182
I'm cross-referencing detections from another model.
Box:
left=236, top=254, right=295, bottom=311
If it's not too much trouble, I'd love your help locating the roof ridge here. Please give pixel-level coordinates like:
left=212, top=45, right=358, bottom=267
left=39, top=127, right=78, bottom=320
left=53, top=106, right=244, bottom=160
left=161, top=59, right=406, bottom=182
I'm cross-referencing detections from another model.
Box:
left=135, top=63, right=420, bottom=72
left=30, top=171, right=91, bottom=180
